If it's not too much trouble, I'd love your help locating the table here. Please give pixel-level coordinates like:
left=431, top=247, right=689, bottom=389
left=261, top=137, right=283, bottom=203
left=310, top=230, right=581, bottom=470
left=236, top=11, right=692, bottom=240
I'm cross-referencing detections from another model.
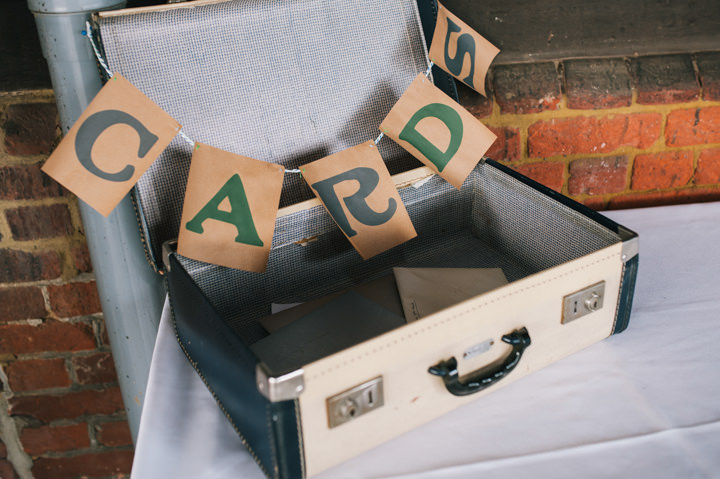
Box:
left=132, top=201, right=720, bottom=478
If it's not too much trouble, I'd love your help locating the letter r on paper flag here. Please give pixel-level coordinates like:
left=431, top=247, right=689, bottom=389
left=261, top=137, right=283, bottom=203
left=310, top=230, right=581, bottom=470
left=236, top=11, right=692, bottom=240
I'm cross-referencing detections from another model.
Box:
left=178, top=143, right=284, bottom=273
left=429, top=2, right=499, bottom=96
left=302, top=141, right=416, bottom=260
left=42, top=73, right=181, bottom=217
left=380, top=74, right=497, bottom=189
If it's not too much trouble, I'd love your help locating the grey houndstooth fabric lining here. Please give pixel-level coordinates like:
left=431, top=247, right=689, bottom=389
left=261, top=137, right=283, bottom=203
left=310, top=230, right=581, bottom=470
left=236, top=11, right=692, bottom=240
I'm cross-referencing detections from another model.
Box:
left=177, top=163, right=621, bottom=345
left=97, top=0, right=431, bottom=264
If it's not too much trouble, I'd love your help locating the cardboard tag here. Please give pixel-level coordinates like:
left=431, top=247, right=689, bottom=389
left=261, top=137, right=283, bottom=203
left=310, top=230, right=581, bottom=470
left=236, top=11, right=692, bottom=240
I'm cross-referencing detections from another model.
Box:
left=177, top=143, right=284, bottom=272
left=380, top=74, right=497, bottom=189
left=429, top=2, right=500, bottom=96
left=301, top=141, right=417, bottom=259
left=42, top=74, right=181, bottom=217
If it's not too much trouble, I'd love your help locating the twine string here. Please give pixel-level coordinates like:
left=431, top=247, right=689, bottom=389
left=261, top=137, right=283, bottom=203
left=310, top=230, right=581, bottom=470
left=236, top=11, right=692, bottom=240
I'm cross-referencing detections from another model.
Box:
left=83, top=22, right=435, bottom=176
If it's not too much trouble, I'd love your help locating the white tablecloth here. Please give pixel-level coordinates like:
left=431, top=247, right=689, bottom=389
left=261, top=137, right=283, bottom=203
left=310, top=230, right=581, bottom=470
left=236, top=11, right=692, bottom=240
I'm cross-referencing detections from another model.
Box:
left=132, top=202, right=720, bottom=479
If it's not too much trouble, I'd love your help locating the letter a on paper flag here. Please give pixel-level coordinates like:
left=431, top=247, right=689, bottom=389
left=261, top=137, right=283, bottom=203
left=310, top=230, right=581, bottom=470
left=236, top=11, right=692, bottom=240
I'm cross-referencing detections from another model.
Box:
left=301, top=141, right=416, bottom=260
left=42, top=74, right=181, bottom=217
left=429, top=2, right=499, bottom=96
left=177, top=143, right=284, bottom=272
left=380, top=74, right=497, bottom=189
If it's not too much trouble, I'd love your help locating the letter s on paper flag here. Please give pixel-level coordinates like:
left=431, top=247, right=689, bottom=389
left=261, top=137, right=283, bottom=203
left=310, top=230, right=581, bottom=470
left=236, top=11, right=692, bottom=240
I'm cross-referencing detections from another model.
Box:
left=380, top=74, right=496, bottom=189
left=177, top=143, right=284, bottom=273
left=429, top=2, right=499, bottom=96
left=302, top=141, right=416, bottom=260
left=42, top=74, right=181, bottom=217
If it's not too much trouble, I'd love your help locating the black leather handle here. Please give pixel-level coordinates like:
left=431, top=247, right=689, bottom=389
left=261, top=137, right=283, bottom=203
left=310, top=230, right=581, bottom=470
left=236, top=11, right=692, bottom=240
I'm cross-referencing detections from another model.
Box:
left=428, top=327, right=531, bottom=396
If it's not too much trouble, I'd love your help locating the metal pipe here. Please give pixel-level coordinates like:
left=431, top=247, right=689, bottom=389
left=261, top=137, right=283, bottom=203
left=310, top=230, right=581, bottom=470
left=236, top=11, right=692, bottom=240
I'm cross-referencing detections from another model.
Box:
left=28, top=0, right=165, bottom=442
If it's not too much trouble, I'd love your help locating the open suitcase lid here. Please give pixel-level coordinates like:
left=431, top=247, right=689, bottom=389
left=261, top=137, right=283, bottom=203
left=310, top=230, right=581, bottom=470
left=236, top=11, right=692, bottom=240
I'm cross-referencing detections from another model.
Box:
left=95, top=0, right=458, bottom=270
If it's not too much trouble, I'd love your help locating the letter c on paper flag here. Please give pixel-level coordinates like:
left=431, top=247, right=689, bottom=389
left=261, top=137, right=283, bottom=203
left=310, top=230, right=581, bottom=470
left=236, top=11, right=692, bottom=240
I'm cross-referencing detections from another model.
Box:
left=311, top=167, right=397, bottom=237
left=398, top=103, right=463, bottom=172
left=74, top=109, right=159, bottom=182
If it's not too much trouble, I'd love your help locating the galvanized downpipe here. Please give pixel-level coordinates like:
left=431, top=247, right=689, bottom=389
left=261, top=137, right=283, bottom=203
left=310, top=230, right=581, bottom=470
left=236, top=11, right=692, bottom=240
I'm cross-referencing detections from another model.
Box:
left=28, top=0, right=166, bottom=442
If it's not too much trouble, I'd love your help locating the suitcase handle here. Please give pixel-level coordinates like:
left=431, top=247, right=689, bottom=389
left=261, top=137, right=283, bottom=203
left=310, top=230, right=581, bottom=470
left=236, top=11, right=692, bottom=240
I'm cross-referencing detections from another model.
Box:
left=428, top=327, right=531, bottom=396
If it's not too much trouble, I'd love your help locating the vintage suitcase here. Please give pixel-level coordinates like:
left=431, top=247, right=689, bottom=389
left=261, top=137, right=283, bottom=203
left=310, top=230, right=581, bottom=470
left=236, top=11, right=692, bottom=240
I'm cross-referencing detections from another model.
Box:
left=95, top=0, right=638, bottom=477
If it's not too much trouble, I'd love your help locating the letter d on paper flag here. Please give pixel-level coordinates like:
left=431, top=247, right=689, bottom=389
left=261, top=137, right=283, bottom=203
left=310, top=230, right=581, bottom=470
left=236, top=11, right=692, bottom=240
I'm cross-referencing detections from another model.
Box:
left=302, top=141, right=416, bottom=260
left=429, top=2, right=499, bottom=96
left=178, top=143, right=284, bottom=272
left=380, top=74, right=496, bottom=189
left=42, top=74, right=181, bottom=217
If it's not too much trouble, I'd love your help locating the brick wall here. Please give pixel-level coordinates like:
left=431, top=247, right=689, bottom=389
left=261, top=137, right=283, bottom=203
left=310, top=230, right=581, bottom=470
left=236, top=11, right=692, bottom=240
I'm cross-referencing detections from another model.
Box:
left=0, top=93, right=132, bottom=478
left=0, top=51, right=719, bottom=478
left=463, top=52, right=720, bottom=209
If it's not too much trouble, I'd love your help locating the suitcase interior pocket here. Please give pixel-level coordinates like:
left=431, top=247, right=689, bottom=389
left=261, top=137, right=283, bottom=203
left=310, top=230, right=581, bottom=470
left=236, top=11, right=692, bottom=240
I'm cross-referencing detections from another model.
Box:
left=174, top=161, right=622, bottom=373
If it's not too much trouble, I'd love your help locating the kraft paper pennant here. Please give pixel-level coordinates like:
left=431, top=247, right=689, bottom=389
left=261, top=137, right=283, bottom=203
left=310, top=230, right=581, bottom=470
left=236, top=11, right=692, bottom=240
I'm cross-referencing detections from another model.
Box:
left=301, top=141, right=417, bottom=260
left=177, top=143, right=285, bottom=272
left=380, top=74, right=497, bottom=189
left=429, top=2, right=500, bottom=96
left=42, top=74, right=181, bottom=217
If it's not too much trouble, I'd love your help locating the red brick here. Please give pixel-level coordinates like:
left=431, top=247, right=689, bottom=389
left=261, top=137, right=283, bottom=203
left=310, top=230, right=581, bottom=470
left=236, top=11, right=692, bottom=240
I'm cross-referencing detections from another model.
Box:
left=511, top=161, right=565, bottom=192
left=486, top=126, right=521, bottom=162
left=0, top=286, right=46, bottom=323
left=457, top=81, right=493, bottom=118
left=0, top=164, right=66, bottom=200
left=32, top=450, right=133, bottom=479
left=73, top=352, right=118, bottom=385
left=0, top=320, right=95, bottom=355
left=0, top=459, right=18, bottom=479
left=493, top=62, right=561, bottom=114
left=47, top=282, right=102, bottom=318
left=2, top=103, right=58, bottom=156
left=8, top=387, right=125, bottom=422
left=20, top=423, right=90, bottom=456
left=608, top=187, right=720, bottom=209
left=665, top=107, right=720, bottom=147
left=696, top=148, right=720, bottom=185
left=71, top=244, right=93, bottom=273
left=631, top=151, right=693, bottom=190
left=5, top=358, right=71, bottom=392
left=5, top=204, right=75, bottom=241
left=568, top=156, right=628, bottom=196
left=582, top=196, right=608, bottom=211
left=634, top=55, right=699, bottom=104
left=564, top=58, right=632, bottom=110
left=697, top=52, right=720, bottom=101
left=528, top=113, right=661, bottom=158
left=0, top=249, right=61, bottom=283
left=96, top=420, right=133, bottom=447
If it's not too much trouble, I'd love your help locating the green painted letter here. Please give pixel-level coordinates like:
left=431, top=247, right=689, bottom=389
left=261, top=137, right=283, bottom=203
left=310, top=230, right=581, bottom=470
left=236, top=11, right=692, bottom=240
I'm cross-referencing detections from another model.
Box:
left=312, top=167, right=396, bottom=238
left=399, top=103, right=463, bottom=172
left=185, top=173, right=263, bottom=246
left=444, top=17, right=476, bottom=89
left=74, top=109, right=158, bottom=182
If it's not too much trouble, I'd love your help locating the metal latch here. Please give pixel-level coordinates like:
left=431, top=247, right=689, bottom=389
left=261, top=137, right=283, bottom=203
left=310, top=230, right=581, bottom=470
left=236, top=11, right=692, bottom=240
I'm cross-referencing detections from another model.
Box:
left=562, top=281, right=605, bottom=324
left=326, top=376, right=383, bottom=428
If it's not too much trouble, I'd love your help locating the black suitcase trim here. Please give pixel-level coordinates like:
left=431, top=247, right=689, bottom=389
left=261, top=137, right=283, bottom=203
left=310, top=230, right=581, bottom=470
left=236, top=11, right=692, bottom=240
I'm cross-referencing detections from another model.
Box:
left=166, top=254, right=304, bottom=479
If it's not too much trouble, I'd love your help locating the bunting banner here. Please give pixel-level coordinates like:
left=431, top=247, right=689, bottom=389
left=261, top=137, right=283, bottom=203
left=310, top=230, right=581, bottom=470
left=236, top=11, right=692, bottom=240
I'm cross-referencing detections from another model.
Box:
left=42, top=74, right=181, bottom=217
left=177, top=143, right=285, bottom=272
left=429, top=2, right=500, bottom=96
left=300, top=141, right=417, bottom=259
left=379, top=73, right=497, bottom=189
left=42, top=12, right=500, bottom=272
